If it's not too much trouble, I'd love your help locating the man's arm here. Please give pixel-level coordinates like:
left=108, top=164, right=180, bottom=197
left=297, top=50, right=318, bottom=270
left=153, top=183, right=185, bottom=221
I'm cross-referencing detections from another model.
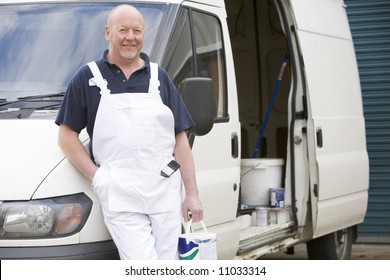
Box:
left=58, top=124, right=98, bottom=182
left=174, top=131, right=203, bottom=222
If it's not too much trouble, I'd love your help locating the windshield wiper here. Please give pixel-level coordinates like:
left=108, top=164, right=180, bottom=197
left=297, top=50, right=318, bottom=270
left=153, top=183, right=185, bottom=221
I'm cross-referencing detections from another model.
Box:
left=17, top=92, right=65, bottom=101
left=0, top=92, right=64, bottom=109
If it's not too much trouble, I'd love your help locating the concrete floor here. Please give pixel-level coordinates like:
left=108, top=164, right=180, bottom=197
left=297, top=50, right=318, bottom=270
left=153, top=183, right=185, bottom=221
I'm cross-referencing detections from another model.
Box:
left=258, top=243, right=390, bottom=260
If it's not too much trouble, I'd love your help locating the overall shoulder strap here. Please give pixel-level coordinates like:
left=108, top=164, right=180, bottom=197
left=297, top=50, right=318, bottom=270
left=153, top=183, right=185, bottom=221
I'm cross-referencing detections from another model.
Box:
left=148, top=62, right=160, bottom=94
left=87, top=61, right=111, bottom=95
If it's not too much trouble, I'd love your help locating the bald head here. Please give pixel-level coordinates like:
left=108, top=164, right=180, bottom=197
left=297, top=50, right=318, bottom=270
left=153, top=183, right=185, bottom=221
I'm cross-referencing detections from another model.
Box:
left=107, top=5, right=144, bottom=28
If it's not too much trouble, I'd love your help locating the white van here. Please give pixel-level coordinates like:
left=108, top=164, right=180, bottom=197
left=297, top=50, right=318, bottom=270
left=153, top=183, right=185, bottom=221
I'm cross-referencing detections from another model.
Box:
left=0, top=0, right=369, bottom=259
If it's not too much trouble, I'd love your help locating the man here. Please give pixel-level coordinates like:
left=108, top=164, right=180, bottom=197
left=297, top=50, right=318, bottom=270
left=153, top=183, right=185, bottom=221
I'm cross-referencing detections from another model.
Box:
left=55, top=4, right=203, bottom=260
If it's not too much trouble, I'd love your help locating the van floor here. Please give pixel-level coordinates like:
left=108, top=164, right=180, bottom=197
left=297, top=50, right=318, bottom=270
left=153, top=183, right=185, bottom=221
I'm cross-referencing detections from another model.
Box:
left=238, top=206, right=294, bottom=254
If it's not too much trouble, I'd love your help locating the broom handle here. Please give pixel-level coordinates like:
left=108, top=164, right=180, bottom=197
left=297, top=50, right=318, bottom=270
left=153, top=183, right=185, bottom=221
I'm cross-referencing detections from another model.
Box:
left=252, top=56, right=288, bottom=158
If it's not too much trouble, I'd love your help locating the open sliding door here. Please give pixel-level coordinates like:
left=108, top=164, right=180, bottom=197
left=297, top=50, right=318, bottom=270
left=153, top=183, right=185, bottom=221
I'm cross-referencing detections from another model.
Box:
left=289, top=0, right=369, bottom=237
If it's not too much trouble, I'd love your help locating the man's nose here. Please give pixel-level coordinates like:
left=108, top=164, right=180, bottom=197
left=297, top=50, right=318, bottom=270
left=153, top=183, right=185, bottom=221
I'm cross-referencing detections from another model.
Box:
left=125, top=30, right=135, bottom=40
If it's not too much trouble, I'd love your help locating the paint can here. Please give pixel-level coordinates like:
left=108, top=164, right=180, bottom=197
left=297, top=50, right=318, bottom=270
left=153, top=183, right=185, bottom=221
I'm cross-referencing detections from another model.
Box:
left=178, top=220, right=217, bottom=260
left=255, top=207, right=268, bottom=226
left=269, top=188, right=285, bottom=208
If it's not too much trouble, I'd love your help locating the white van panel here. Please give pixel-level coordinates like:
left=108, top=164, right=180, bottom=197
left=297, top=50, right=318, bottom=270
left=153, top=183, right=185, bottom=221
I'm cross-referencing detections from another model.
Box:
left=316, top=191, right=368, bottom=235
left=315, top=120, right=369, bottom=200
left=191, top=123, right=241, bottom=228
left=290, top=0, right=351, bottom=39
left=297, top=34, right=364, bottom=117
left=0, top=120, right=64, bottom=200
left=290, top=0, right=369, bottom=237
left=0, top=120, right=89, bottom=200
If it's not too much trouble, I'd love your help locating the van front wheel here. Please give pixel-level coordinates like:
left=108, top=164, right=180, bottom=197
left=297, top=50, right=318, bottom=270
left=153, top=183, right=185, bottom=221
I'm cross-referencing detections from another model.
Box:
left=306, top=227, right=353, bottom=260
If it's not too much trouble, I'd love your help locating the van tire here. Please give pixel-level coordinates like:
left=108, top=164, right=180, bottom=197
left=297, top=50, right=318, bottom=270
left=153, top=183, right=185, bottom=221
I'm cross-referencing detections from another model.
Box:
left=306, top=227, right=353, bottom=260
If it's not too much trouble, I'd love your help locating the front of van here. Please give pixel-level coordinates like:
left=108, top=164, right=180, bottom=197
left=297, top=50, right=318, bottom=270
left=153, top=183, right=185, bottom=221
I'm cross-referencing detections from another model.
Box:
left=0, top=0, right=180, bottom=259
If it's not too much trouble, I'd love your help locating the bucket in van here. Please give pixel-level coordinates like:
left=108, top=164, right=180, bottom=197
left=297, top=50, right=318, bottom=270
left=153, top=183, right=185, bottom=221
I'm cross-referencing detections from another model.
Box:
left=240, top=159, right=284, bottom=206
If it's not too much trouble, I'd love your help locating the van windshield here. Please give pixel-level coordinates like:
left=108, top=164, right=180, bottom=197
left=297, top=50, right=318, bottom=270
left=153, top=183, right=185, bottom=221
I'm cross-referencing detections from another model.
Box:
left=0, top=2, right=175, bottom=117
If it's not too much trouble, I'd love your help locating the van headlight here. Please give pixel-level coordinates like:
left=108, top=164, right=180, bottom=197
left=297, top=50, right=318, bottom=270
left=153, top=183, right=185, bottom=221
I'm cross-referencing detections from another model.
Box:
left=0, top=193, right=92, bottom=238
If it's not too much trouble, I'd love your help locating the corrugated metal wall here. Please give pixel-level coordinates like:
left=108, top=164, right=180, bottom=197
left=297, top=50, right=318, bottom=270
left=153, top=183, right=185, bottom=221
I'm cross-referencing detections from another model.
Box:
left=345, top=0, right=390, bottom=242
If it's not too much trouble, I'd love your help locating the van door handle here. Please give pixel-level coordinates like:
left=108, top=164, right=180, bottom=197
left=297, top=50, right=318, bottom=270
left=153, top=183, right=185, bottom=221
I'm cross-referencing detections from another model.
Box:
left=316, top=129, right=323, bottom=148
left=231, top=134, right=239, bottom=158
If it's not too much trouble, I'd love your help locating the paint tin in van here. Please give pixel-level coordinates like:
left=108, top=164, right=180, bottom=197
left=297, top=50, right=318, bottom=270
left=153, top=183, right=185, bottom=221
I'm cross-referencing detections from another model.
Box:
left=255, top=207, right=268, bottom=226
left=269, top=188, right=284, bottom=208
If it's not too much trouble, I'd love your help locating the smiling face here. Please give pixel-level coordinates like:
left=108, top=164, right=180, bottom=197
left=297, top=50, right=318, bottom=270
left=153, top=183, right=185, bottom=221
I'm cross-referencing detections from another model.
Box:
left=105, top=5, right=145, bottom=65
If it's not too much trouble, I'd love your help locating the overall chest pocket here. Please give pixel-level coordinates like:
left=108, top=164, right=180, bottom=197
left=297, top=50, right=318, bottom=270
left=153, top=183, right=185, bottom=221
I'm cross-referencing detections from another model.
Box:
left=113, top=96, right=160, bottom=147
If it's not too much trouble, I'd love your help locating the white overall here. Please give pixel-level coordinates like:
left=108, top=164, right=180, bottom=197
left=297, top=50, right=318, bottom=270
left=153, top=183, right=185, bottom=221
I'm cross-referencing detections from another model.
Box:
left=89, top=62, right=182, bottom=260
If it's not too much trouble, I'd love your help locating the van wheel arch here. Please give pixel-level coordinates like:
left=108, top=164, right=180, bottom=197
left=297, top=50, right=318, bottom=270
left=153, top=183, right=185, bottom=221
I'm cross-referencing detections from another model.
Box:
left=306, top=227, right=354, bottom=260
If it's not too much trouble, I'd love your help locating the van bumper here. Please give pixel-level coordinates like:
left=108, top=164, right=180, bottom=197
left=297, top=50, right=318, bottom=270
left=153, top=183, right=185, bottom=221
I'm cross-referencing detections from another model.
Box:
left=0, top=241, right=119, bottom=260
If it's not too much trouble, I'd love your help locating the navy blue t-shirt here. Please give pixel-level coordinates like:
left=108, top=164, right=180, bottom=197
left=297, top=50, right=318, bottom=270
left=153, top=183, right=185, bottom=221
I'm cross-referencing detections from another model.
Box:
left=56, top=51, right=194, bottom=142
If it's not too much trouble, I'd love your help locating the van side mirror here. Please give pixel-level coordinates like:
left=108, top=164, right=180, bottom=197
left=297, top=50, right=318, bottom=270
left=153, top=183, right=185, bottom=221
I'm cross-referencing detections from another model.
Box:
left=180, top=77, right=215, bottom=136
